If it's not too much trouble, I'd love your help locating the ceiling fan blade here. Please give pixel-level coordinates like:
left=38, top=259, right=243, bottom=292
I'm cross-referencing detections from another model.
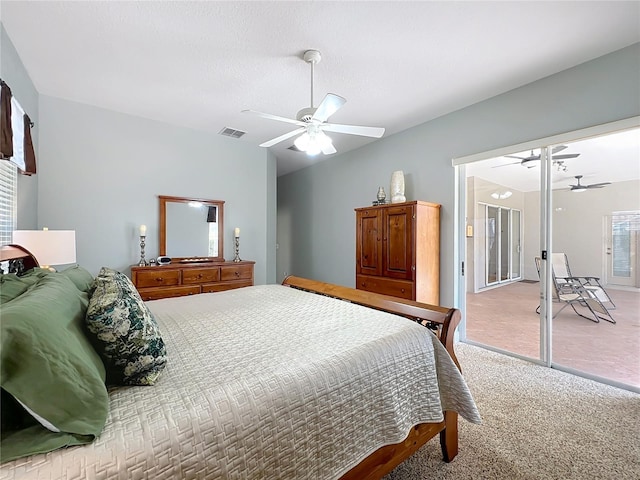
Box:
left=552, top=145, right=568, bottom=154
left=321, top=142, right=337, bottom=155
left=551, top=153, right=580, bottom=160
left=242, top=109, right=305, bottom=126
left=586, top=182, right=611, bottom=188
left=504, top=155, right=526, bottom=160
left=259, top=127, right=306, bottom=147
left=312, top=93, right=346, bottom=123
left=321, top=123, right=385, bottom=138
left=492, top=161, right=521, bottom=168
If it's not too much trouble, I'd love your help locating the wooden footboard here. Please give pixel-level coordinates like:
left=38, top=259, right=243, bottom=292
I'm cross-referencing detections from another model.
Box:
left=282, top=276, right=463, bottom=478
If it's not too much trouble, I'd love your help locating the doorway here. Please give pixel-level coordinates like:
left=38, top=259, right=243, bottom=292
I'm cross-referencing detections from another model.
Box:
left=456, top=118, right=640, bottom=390
left=606, top=212, right=640, bottom=288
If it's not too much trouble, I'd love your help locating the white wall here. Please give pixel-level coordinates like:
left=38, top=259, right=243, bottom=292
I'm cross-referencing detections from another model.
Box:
left=278, top=43, right=640, bottom=307
left=37, top=95, right=277, bottom=281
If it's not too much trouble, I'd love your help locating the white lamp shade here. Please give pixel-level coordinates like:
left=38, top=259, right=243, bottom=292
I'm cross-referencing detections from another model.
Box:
left=12, top=230, right=77, bottom=266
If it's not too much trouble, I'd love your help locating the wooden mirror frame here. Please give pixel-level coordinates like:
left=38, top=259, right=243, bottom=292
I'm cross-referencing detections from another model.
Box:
left=159, top=195, right=225, bottom=263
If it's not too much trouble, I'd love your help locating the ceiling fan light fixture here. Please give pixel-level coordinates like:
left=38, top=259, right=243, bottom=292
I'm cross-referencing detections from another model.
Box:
left=572, top=186, right=587, bottom=193
left=294, top=132, right=310, bottom=151
left=491, top=190, right=512, bottom=199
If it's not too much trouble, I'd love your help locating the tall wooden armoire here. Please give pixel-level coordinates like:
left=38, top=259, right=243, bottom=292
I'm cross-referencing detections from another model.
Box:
left=355, top=200, right=440, bottom=305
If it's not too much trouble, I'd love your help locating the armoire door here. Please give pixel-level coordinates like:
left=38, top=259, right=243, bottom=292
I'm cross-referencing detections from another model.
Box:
left=356, top=209, right=383, bottom=276
left=383, top=204, right=414, bottom=280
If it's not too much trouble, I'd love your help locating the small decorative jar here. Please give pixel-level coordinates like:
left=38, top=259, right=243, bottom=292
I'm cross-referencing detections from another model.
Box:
left=376, top=187, right=386, bottom=204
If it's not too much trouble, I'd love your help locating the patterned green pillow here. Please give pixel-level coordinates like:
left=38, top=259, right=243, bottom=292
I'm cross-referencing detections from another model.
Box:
left=85, top=267, right=167, bottom=386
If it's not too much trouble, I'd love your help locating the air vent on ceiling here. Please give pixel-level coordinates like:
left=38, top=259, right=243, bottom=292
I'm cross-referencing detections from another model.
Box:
left=218, top=127, right=246, bottom=139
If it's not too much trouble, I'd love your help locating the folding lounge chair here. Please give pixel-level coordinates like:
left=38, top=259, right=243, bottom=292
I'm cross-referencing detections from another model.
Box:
left=551, top=253, right=616, bottom=310
left=535, top=256, right=616, bottom=324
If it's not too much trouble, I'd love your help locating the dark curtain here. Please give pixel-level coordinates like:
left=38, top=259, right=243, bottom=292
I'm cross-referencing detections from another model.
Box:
left=0, top=81, right=13, bottom=159
left=23, top=114, right=36, bottom=175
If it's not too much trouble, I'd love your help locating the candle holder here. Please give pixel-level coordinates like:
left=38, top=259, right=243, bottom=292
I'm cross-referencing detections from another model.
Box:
left=233, top=237, right=242, bottom=263
left=138, top=235, right=149, bottom=266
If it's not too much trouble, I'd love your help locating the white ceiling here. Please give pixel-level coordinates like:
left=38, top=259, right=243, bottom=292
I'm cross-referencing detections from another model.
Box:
left=466, top=127, right=640, bottom=193
left=1, top=1, right=639, bottom=176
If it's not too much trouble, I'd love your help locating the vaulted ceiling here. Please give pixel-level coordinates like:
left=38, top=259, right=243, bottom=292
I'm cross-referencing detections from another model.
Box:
left=2, top=1, right=639, bottom=176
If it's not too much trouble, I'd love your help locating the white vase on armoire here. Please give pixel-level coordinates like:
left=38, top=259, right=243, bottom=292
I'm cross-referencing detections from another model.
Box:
left=390, top=170, right=406, bottom=203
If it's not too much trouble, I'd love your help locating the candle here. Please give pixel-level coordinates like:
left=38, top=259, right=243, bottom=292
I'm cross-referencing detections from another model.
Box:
left=234, top=227, right=240, bottom=238
left=139, top=224, right=147, bottom=237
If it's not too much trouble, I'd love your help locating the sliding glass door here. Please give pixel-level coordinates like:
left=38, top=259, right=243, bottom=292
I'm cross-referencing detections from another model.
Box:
left=483, top=204, right=522, bottom=288
left=457, top=119, right=640, bottom=391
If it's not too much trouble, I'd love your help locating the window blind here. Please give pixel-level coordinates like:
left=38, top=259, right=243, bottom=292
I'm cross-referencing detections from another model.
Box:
left=0, top=160, right=17, bottom=246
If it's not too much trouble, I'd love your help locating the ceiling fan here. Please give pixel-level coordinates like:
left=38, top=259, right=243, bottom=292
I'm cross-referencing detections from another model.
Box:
left=569, top=175, right=611, bottom=192
left=494, top=145, right=580, bottom=168
left=242, top=50, right=385, bottom=156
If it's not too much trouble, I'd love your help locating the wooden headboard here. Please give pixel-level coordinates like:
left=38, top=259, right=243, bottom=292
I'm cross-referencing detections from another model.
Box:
left=0, top=244, right=40, bottom=274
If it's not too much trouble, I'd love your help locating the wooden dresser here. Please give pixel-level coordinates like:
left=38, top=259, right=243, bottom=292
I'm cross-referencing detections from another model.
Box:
left=131, top=261, right=255, bottom=301
left=355, top=201, right=440, bottom=305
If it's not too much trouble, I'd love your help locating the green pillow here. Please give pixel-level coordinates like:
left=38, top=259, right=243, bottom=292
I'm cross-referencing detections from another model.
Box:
left=59, top=265, right=95, bottom=293
left=0, top=274, right=109, bottom=463
left=85, top=267, right=167, bottom=386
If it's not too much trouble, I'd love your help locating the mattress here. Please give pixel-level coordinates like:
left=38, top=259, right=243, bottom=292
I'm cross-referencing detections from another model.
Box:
left=1, top=284, right=480, bottom=479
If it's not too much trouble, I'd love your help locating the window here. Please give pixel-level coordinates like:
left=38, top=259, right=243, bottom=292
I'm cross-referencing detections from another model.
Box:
left=0, top=94, right=26, bottom=245
left=0, top=159, right=17, bottom=245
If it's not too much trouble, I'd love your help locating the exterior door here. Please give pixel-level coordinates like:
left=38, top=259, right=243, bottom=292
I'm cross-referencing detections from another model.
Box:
left=606, top=213, right=639, bottom=287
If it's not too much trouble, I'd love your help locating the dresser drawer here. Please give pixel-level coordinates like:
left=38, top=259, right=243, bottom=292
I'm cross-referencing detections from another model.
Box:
left=138, top=285, right=200, bottom=301
left=220, top=264, right=253, bottom=281
left=356, top=274, right=414, bottom=300
left=182, top=267, right=220, bottom=285
left=202, top=280, right=253, bottom=293
left=134, top=269, right=181, bottom=288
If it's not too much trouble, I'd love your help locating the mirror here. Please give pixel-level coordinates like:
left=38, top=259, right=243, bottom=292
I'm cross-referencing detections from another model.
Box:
left=159, top=195, right=225, bottom=262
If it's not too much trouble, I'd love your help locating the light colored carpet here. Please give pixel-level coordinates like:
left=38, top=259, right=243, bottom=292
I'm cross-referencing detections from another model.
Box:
left=384, top=343, right=640, bottom=479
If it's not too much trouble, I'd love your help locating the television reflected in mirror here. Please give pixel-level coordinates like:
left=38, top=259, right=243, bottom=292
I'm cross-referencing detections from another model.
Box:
left=159, top=195, right=225, bottom=262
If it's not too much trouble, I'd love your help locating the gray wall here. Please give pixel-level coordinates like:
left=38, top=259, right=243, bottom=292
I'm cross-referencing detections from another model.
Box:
left=37, top=95, right=277, bottom=282
left=277, top=43, right=640, bottom=307
left=0, top=24, right=38, bottom=229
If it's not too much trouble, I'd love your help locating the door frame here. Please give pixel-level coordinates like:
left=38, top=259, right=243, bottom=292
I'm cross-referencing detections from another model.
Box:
left=453, top=116, right=640, bottom=364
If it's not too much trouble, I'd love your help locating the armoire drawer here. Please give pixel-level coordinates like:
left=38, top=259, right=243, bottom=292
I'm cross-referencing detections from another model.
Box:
left=356, top=274, right=414, bottom=300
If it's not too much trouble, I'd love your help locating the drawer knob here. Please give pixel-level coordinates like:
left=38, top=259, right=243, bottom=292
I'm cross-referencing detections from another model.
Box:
left=198, top=273, right=203, bottom=278
left=401, top=288, right=405, bottom=293
left=235, top=271, right=240, bottom=277
left=155, top=277, right=163, bottom=282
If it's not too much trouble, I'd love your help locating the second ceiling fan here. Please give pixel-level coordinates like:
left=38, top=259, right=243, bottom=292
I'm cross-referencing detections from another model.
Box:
left=242, top=50, right=385, bottom=156
left=498, top=145, right=580, bottom=168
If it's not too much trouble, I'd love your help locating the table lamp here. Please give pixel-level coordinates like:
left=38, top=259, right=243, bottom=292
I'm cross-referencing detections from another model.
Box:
left=12, top=228, right=76, bottom=271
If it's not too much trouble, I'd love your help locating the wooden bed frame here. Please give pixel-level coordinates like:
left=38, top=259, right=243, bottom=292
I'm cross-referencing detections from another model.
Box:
left=282, top=275, right=462, bottom=480
left=1, top=246, right=462, bottom=479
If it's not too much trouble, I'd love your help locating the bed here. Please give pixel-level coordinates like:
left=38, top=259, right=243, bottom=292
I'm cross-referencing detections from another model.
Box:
left=0, top=245, right=480, bottom=479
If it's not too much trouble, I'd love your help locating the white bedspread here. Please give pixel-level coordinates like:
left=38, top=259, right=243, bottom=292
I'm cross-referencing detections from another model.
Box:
left=2, top=284, right=480, bottom=479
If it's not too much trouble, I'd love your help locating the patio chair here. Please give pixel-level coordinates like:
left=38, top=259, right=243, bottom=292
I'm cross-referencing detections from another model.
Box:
left=534, top=255, right=616, bottom=324
left=551, top=253, right=616, bottom=310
